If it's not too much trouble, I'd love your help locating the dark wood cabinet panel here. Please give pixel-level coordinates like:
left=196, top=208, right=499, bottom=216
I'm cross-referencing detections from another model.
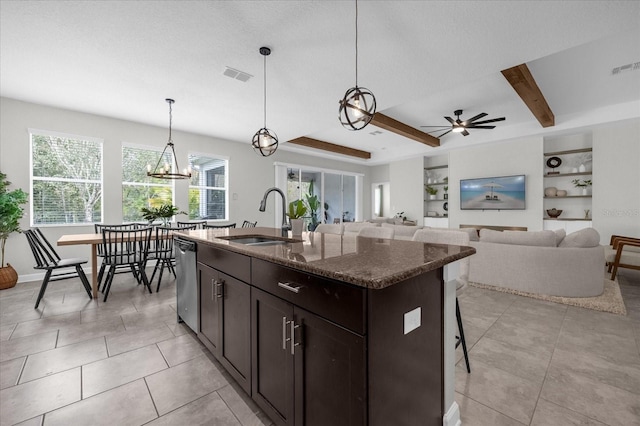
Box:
left=294, top=306, right=366, bottom=426
left=197, top=244, right=251, bottom=282
left=198, top=263, right=219, bottom=354
left=252, top=288, right=295, bottom=426
left=219, top=272, right=251, bottom=394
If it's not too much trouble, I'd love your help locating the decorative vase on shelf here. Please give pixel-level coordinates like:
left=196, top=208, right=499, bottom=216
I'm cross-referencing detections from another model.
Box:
left=571, top=167, right=578, bottom=173
left=556, top=189, right=567, bottom=197
left=582, top=188, right=588, bottom=196
left=429, top=195, right=436, bottom=200
left=578, top=164, right=586, bottom=173
left=544, top=187, right=557, bottom=197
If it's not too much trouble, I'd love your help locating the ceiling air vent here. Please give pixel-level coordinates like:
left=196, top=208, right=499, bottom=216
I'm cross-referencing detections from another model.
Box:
left=223, top=67, right=253, bottom=82
left=611, top=62, right=640, bottom=75
left=369, top=130, right=383, bottom=136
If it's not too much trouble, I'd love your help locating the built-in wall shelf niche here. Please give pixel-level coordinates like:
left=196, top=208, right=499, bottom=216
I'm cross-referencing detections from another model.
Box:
left=543, top=134, right=593, bottom=223
left=424, top=156, right=449, bottom=221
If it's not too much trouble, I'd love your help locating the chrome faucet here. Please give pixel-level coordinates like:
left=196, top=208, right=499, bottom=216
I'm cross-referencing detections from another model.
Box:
left=259, top=187, right=291, bottom=237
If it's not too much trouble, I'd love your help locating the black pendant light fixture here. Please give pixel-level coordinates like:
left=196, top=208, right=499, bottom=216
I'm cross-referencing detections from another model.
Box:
left=147, top=98, right=192, bottom=179
left=338, top=0, right=376, bottom=130
left=252, top=47, right=279, bottom=156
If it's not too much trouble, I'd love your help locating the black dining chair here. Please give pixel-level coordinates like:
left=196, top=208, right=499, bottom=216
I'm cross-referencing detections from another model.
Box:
left=177, top=220, right=206, bottom=229
left=24, top=228, right=92, bottom=309
left=94, top=223, right=140, bottom=290
left=100, top=227, right=153, bottom=302
left=203, top=223, right=236, bottom=229
left=148, top=224, right=196, bottom=292
left=242, top=220, right=257, bottom=228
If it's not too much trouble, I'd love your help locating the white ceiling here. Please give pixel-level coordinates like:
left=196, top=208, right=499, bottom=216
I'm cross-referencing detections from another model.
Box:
left=1, top=1, right=639, bottom=165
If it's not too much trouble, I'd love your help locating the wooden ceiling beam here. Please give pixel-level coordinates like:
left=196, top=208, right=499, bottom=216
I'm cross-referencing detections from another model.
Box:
left=370, top=113, right=440, bottom=147
left=501, top=63, right=555, bottom=127
left=287, top=137, right=371, bottom=160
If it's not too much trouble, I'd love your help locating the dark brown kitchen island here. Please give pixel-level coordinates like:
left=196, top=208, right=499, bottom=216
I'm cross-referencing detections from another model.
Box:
left=175, top=227, right=475, bottom=426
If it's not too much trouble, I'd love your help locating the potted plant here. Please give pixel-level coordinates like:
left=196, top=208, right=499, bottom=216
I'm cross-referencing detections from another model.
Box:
left=305, top=180, right=320, bottom=231
left=571, top=179, right=592, bottom=196
left=425, top=185, right=438, bottom=200
left=0, top=172, right=28, bottom=289
left=288, top=200, right=307, bottom=236
left=443, top=185, right=449, bottom=200
left=140, top=203, right=186, bottom=225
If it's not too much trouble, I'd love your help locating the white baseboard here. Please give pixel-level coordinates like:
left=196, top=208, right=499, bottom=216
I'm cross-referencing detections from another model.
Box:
left=17, top=265, right=157, bottom=284
left=443, top=401, right=461, bottom=426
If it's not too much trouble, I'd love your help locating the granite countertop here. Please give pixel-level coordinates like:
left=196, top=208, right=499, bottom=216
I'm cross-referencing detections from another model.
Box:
left=176, top=227, right=475, bottom=289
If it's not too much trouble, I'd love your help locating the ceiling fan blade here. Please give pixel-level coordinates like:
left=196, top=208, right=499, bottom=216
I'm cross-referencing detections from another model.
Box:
left=444, top=116, right=455, bottom=125
left=464, top=113, right=487, bottom=124
left=471, top=117, right=505, bottom=125
left=424, top=129, right=448, bottom=134
left=461, top=129, right=470, bottom=136
left=438, top=129, right=452, bottom=137
left=465, top=125, right=496, bottom=129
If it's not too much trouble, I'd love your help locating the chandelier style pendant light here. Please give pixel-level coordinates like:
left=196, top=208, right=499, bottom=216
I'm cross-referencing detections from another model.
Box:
left=252, top=47, right=279, bottom=156
left=338, top=0, right=376, bottom=130
left=147, top=98, right=192, bottom=179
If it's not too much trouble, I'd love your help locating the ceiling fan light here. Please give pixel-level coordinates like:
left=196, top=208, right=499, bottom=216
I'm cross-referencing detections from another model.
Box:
left=452, top=126, right=465, bottom=133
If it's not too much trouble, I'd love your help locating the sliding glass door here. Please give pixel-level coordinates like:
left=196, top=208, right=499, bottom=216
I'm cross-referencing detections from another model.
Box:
left=275, top=164, right=362, bottom=231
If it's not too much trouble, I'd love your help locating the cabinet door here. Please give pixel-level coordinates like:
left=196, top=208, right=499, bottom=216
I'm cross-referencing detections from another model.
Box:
left=218, top=272, right=251, bottom=394
left=294, top=307, right=366, bottom=426
left=198, top=264, right=220, bottom=354
left=252, top=288, right=295, bottom=426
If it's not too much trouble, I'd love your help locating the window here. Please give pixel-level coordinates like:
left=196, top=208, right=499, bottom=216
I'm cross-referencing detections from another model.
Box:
left=122, top=145, right=173, bottom=222
left=188, top=154, right=228, bottom=220
left=30, top=130, right=103, bottom=226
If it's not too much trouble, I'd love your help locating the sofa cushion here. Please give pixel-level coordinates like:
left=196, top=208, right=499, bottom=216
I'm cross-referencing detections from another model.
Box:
left=480, top=229, right=556, bottom=247
left=343, top=222, right=379, bottom=235
left=381, top=223, right=421, bottom=240
left=558, top=228, right=600, bottom=248
left=553, top=228, right=566, bottom=246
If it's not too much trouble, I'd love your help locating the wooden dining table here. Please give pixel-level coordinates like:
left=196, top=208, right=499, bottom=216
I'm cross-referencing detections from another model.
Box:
left=57, top=230, right=175, bottom=299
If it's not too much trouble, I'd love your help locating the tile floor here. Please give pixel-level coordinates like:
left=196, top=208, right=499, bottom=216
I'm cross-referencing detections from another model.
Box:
left=1, top=268, right=639, bottom=425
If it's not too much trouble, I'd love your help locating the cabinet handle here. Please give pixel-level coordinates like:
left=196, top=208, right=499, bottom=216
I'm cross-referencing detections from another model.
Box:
left=216, top=280, right=224, bottom=299
left=282, top=317, right=291, bottom=350
left=278, top=281, right=302, bottom=294
left=290, top=320, right=300, bottom=355
left=211, top=278, right=217, bottom=300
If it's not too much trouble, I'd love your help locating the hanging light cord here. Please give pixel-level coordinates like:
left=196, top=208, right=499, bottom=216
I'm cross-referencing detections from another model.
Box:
left=263, top=53, right=267, bottom=128
left=167, top=101, right=173, bottom=144
left=355, top=0, right=359, bottom=87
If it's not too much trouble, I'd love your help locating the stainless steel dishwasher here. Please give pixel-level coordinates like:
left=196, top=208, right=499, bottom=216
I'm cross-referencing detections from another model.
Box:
left=175, top=238, right=198, bottom=333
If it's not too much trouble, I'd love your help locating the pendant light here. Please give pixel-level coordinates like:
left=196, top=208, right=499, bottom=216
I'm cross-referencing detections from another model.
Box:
left=338, top=0, right=376, bottom=130
left=252, top=47, right=279, bottom=156
left=147, top=98, right=192, bottom=179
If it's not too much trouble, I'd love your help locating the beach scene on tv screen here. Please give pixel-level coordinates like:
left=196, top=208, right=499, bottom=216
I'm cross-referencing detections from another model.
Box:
left=460, top=175, right=526, bottom=210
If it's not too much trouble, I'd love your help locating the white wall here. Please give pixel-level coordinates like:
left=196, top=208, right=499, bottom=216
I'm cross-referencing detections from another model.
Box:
left=389, top=156, right=424, bottom=224
left=592, top=119, right=640, bottom=242
left=448, top=137, right=544, bottom=231
left=0, top=97, right=369, bottom=278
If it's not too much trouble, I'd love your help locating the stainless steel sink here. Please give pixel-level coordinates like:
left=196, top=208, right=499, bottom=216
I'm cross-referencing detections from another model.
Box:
left=218, top=235, right=299, bottom=246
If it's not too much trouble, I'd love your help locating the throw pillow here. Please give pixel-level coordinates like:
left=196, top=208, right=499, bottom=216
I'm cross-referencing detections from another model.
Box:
left=553, top=228, right=566, bottom=246
left=559, top=228, right=600, bottom=248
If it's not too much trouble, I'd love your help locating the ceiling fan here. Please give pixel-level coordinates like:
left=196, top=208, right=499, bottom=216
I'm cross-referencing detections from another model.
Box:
left=421, top=109, right=505, bottom=137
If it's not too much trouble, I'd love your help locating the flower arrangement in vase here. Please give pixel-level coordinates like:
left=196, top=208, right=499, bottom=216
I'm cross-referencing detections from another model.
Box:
left=571, top=179, right=592, bottom=196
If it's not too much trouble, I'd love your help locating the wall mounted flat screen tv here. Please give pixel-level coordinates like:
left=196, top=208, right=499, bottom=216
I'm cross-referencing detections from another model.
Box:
left=460, top=175, right=526, bottom=210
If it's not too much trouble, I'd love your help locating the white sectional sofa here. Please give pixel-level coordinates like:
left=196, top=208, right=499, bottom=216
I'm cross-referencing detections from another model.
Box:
left=468, top=228, right=605, bottom=297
